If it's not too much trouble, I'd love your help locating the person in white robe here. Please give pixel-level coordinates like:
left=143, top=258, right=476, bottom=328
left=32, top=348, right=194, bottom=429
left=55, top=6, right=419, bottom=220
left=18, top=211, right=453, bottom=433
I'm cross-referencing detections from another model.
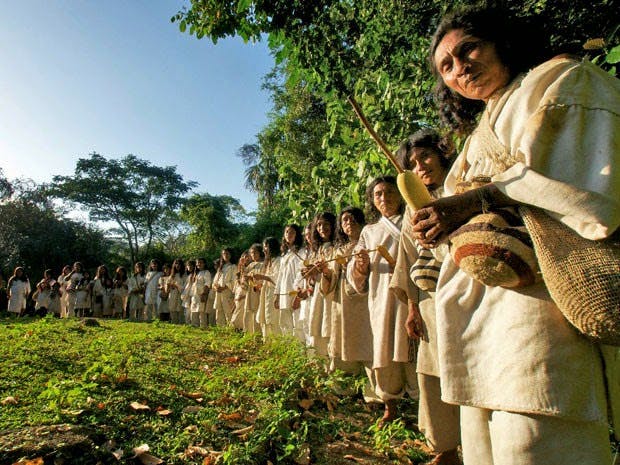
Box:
left=348, top=177, right=417, bottom=425
left=242, top=244, right=264, bottom=334
left=275, top=225, right=304, bottom=339
left=190, top=258, right=212, bottom=327
left=127, top=262, right=146, bottom=321
left=92, top=265, right=113, bottom=318
left=34, top=269, right=56, bottom=316
left=390, top=130, right=461, bottom=465
left=320, top=207, right=374, bottom=376
left=230, top=252, right=250, bottom=330
left=409, top=7, right=620, bottom=464
left=64, top=262, right=85, bottom=318
left=56, top=265, right=71, bottom=318
left=112, top=266, right=129, bottom=318
left=144, top=259, right=163, bottom=321
left=304, top=212, right=337, bottom=357
left=7, top=267, right=31, bottom=316
left=213, top=249, right=236, bottom=326
left=254, top=237, right=282, bottom=338
left=157, top=263, right=171, bottom=321
left=167, top=259, right=187, bottom=324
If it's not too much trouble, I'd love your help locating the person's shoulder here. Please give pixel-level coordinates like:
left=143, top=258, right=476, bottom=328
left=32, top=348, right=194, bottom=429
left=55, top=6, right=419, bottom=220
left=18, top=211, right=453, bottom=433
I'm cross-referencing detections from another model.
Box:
left=525, top=56, right=620, bottom=109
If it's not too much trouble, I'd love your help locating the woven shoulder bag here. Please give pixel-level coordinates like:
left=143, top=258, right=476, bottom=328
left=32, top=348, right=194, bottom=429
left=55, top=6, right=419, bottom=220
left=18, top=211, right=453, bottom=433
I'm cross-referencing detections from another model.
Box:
left=520, top=206, right=620, bottom=345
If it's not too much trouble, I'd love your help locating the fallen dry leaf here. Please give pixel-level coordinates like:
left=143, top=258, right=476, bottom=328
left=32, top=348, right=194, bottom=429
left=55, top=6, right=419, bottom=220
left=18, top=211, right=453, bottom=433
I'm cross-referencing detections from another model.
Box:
left=97, top=402, right=106, bottom=410
left=180, top=391, right=204, bottom=399
left=185, top=425, right=198, bottom=433
left=224, top=356, right=241, bottom=363
left=136, top=453, right=163, bottom=465
left=217, top=412, right=242, bottom=421
left=298, top=399, right=314, bottom=410
left=12, top=458, right=43, bottom=465
left=130, top=401, right=151, bottom=411
left=411, top=439, right=434, bottom=455
left=1, top=396, right=18, bottom=405
left=157, top=409, right=173, bottom=416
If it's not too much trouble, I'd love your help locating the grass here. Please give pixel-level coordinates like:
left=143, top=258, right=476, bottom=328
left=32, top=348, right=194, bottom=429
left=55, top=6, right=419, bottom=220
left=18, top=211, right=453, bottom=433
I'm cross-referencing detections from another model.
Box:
left=0, top=315, right=428, bottom=465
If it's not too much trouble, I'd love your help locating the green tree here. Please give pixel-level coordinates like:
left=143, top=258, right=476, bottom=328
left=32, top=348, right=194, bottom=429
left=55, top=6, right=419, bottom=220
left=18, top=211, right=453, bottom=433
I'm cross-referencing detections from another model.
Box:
left=179, top=193, right=248, bottom=258
left=0, top=181, right=111, bottom=280
left=49, top=153, right=196, bottom=264
left=0, top=168, right=13, bottom=200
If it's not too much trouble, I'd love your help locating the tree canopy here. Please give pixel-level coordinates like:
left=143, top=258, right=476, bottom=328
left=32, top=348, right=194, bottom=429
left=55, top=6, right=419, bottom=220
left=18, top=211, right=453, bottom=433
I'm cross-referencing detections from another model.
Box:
left=49, top=153, right=197, bottom=264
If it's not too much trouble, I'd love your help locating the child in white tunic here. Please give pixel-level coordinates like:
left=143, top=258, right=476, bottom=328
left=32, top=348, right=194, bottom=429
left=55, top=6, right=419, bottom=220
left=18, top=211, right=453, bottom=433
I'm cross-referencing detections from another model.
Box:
left=34, top=269, right=56, bottom=316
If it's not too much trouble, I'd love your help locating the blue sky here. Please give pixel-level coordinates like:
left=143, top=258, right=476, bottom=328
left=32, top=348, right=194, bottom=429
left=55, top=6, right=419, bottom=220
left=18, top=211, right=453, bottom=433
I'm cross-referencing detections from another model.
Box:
left=0, top=0, right=274, bottom=212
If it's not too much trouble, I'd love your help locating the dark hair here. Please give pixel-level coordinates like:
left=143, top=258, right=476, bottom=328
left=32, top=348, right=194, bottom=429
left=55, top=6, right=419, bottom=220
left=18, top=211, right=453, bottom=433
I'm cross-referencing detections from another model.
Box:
left=95, top=265, right=109, bottom=279
left=263, top=236, right=281, bottom=259
left=149, top=258, right=162, bottom=271
left=221, top=248, right=236, bottom=265
left=171, top=258, right=186, bottom=277
left=396, top=129, right=455, bottom=171
left=430, top=5, right=548, bottom=134
left=310, top=212, right=336, bottom=252
left=134, top=261, right=145, bottom=276
left=281, top=224, right=303, bottom=254
left=249, top=243, right=264, bottom=260
left=365, top=176, right=403, bottom=223
left=10, top=266, right=28, bottom=283
left=335, top=207, right=366, bottom=246
left=114, top=266, right=128, bottom=281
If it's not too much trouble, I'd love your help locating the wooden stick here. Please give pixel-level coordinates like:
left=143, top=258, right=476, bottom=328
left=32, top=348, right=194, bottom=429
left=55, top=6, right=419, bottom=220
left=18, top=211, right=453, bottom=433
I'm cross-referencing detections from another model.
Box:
left=347, top=95, right=403, bottom=174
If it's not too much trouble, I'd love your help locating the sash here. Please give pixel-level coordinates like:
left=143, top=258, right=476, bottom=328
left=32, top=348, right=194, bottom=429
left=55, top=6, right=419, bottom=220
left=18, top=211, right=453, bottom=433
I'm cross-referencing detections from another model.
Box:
left=379, top=215, right=402, bottom=242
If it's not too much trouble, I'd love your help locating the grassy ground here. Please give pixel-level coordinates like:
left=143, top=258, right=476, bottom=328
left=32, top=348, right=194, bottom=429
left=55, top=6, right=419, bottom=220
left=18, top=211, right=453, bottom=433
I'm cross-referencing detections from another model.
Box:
left=0, top=316, right=429, bottom=465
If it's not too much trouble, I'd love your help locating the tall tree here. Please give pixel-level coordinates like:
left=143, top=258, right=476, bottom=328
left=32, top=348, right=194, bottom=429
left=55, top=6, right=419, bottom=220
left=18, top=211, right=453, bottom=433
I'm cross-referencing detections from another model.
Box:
left=179, top=193, right=248, bottom=258
left=49, top=153, right=196, bottom=264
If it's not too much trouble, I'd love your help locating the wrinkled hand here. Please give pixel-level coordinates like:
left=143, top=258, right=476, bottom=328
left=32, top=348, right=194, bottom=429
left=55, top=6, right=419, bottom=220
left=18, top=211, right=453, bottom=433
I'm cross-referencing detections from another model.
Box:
left=409, top=193, right=477, bottom=248
left=405, top=300, right=424, bottom=340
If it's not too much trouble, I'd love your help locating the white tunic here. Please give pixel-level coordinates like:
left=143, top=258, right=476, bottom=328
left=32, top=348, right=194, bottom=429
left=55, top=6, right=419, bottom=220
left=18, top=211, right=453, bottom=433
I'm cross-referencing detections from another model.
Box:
left=8, top=279, right=30, bottom=313
left=436, top=58, right=619, bottom=421
left=274, top=250, right=303, bottom=310
left=347, top=215, right=411, bottom=369
left=144, top=271, right=163, bottom=306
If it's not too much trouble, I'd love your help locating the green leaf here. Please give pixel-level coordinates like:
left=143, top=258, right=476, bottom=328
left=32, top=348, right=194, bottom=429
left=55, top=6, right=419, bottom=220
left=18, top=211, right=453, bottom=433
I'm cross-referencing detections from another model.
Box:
left=237, top=0, right=252, bottom=13
left=179, top=19, right=186, bottom=33
left=605, top=45, right=620, bottom=64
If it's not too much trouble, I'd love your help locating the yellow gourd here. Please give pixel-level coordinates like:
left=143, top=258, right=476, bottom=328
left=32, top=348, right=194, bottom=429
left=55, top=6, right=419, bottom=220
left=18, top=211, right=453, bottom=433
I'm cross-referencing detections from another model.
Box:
left=376, top=244, right=396, bottom=267
left=396, top=170, right=432, bottom=211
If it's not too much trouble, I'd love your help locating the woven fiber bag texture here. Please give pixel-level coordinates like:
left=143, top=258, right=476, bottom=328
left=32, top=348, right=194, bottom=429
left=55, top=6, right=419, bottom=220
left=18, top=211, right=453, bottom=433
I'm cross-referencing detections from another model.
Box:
left=520, top=205, right=620, bottom=345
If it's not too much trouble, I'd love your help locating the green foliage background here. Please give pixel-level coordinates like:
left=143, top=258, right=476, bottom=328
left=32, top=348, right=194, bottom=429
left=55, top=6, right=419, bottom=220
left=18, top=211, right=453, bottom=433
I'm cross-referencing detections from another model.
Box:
left=175, top=0, right=618, bottom=226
